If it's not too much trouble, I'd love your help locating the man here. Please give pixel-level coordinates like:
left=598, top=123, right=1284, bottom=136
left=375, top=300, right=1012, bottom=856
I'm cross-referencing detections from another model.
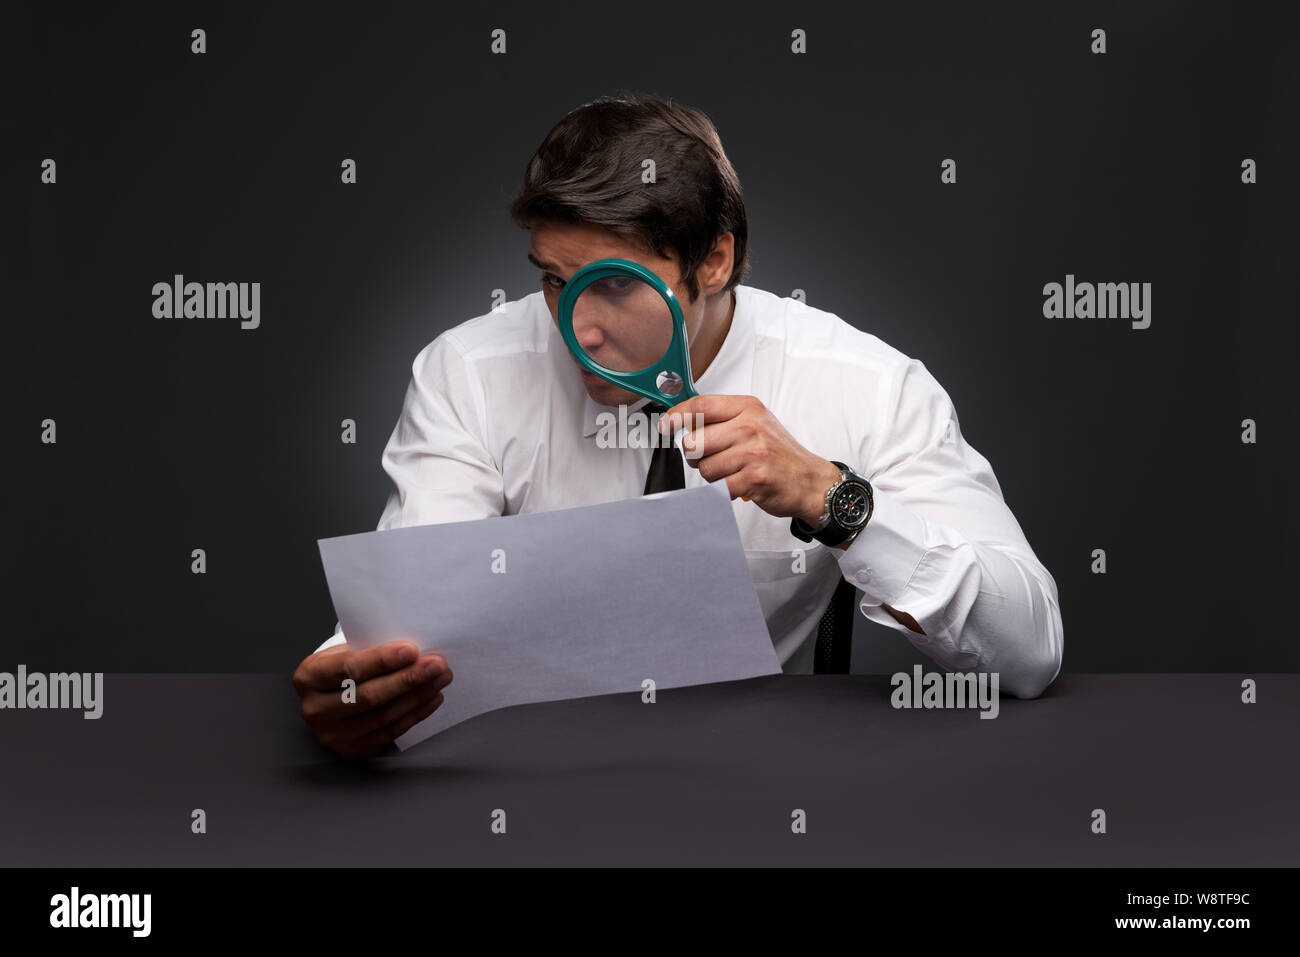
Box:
left=293, top=92, right=1064, bottom=758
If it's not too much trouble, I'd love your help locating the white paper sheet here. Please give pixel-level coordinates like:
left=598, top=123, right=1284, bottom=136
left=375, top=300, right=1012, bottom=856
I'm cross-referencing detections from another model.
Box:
left=317, top=479, right=781, bottom=750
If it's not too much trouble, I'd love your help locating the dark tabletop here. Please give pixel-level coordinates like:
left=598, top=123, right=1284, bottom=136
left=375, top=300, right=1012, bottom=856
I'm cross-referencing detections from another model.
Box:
left=1, top=674, right=1295, bottom=866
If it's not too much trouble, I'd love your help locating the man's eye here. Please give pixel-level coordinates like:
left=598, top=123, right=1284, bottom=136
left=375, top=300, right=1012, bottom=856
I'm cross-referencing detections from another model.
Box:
left=594, top=276, right=634, bottom=294
left=542, top=273, right=565, bottom=291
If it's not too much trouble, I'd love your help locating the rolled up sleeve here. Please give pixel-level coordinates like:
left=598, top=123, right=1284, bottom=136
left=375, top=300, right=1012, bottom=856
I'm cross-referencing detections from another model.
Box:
left=835, top=357, right=1064, bottom=698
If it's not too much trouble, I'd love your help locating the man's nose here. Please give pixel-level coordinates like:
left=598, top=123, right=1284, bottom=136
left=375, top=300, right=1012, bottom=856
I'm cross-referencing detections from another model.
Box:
left=576, top=325, right=607, bottom=354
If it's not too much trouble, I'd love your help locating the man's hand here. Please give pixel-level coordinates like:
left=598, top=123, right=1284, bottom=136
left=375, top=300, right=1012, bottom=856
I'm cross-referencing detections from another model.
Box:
left=660, top=394, right=843, bottom=525
left=292, top=640, right=452, bottom=759
left=662, top=395, right=928, bottom=638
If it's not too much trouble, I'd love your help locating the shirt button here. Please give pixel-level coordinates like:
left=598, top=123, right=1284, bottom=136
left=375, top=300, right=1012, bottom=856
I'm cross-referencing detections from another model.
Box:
left=856, top=569, right=871, bottom=584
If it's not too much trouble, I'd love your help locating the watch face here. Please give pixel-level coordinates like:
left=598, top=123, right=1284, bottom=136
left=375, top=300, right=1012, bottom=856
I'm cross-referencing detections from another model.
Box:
left=832, top=482, right=871, bottom=528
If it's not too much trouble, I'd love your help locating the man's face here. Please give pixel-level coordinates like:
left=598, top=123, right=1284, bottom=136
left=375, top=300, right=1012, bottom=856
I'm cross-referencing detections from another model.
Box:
left=529, top=220, right=702, bottom=407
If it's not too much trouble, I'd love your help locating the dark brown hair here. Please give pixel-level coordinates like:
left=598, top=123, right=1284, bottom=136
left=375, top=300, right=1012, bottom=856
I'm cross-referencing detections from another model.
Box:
left=509, top=91, right=750, bottom=303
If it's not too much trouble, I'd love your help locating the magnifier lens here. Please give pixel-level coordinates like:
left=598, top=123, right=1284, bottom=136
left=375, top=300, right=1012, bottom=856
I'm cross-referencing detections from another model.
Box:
left=571, top=275, right=675, bottom=381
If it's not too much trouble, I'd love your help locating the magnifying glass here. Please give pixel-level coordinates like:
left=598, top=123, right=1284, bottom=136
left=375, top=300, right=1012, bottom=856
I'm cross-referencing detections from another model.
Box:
left=556, top=258, right=698, bottom=406
left=558, top=258, right=751, bottom=502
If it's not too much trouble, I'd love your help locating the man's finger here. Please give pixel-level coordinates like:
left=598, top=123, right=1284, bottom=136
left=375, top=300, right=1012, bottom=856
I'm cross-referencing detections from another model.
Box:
left=342, top=677, right=448, bottom=738
left=678, top=418, right=750, bottom=463
left=305, top=640, right=428, bottom=692
left=661, top=393, right=753, bottom=431
left=692, top=445, right=749, bottom=487
left=346, top=691, right=445, bottom=756
left=310, top=653, right=450, bottom=720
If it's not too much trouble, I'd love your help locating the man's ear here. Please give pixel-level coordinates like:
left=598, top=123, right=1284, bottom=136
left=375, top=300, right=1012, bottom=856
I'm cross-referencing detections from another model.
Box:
left=693, top=233, right=735, bottom=299
left=711, top=232, right=736, bottom=282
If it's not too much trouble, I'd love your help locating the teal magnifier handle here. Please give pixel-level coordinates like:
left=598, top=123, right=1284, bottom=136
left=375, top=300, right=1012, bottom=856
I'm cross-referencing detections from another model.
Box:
left=557, top=258, right=699, bottom=406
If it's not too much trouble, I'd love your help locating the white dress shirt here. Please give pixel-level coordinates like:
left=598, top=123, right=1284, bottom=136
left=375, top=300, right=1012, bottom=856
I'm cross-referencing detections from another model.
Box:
left=315, top=284, right=1063, bottom=698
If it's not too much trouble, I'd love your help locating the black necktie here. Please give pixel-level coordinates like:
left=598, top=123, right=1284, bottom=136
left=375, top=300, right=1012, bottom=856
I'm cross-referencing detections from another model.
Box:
left=641, top=401, right=685, bottom=493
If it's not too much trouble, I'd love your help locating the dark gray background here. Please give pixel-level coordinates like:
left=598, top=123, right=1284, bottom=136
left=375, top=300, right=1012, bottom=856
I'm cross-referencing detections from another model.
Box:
left=10, top=1, right=1298, bottom=673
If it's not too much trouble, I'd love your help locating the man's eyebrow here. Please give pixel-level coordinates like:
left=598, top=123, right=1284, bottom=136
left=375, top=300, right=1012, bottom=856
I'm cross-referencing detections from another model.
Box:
left=527, top=252, right=559, bottom=273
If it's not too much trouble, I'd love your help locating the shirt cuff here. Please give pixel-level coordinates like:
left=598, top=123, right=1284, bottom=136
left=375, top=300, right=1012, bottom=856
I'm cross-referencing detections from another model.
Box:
left=834, top=488, right=929, bottom=608
left=314, top=630, right=347, bottom=653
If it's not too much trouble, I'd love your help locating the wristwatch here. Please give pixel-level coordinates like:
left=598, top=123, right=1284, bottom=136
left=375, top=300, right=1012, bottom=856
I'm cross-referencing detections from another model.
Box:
left=790, top=460, right=874, bottom=547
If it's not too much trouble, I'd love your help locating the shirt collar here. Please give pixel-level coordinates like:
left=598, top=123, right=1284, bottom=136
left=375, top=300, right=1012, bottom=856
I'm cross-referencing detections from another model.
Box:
left=577, top=285, right=756, bottom=438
